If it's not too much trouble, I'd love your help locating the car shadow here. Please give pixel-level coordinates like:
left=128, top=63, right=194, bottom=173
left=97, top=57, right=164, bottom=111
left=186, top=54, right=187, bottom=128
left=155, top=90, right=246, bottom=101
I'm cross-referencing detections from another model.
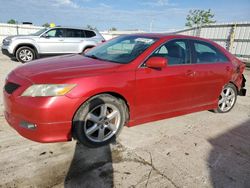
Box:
left=64, top=142, right=114, bottom=188
left=208, top=120, right=250, bottom=187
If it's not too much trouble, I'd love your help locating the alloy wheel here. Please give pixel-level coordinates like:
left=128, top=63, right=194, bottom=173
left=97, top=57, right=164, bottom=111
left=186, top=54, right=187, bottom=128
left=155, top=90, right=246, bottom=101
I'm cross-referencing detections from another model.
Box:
left=218, top=87, right=236, bottom=112
left=83, top=103, right=121, bottom=143
left=19, top=49, right=34, bottom=62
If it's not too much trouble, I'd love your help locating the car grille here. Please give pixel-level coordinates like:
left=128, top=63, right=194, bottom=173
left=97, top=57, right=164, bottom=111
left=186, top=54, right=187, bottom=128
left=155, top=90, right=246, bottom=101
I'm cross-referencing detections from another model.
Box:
left=4, top=82, right=20, bottom=94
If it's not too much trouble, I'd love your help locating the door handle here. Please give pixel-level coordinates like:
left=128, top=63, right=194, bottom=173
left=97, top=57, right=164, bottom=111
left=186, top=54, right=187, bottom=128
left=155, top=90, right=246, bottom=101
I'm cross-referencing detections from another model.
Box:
left=58, top=39, right=64, bottom=41
left=185, top=70, right=196, bottom=77
left=226, top=66, right=231, bottom=72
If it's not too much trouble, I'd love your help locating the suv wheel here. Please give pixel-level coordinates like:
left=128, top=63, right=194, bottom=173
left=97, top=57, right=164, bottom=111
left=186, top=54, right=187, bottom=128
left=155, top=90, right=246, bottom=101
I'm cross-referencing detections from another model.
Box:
left=73, top=94, right=128, bottom=147
left=16, top=46, right=36, bottom=63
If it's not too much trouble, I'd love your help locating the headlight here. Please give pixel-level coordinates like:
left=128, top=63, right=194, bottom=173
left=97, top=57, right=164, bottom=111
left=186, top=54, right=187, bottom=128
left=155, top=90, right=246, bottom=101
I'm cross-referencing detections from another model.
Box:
left=21, top=84, right=76, bottom=97
left=3, top=39, right=11, bottom=46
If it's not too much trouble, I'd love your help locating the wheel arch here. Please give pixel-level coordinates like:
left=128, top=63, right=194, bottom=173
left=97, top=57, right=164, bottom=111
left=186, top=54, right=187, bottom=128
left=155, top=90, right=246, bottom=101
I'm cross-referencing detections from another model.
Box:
left=72, top=91, right=130, bottom=125
left=14, top=43, right=39, bottom=58
left=81, top=45, right=95, bottom=53
left=71, top=91, right=131, bottom=141
left=229, top=81, right=239, bottom=94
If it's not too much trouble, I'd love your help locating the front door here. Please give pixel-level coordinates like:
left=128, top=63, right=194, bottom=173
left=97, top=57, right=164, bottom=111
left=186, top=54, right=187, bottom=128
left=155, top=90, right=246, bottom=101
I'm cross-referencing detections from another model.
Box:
left=135, top=39, right=196, bottom=120
left=37, top=28, right=67, bottom=54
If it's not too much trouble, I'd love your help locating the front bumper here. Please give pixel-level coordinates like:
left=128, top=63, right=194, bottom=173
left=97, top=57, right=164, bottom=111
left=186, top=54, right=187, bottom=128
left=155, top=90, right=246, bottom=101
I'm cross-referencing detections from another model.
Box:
left=3, top=72, right=81, bottom=143
left=1, top=48, right=14, bottom=58
left=1, top=44, right=14, bottom=57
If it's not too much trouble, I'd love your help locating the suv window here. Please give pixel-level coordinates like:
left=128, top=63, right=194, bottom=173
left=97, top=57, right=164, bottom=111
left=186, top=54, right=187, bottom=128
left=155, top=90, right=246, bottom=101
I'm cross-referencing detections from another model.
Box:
left=84, top=30, right=96, bottom=38
left=64, top=29, right=85, bottom=38
left=152, top=40, right=190, bottom=65
left=46, top=29, right=64, bottom=37
left=192, top=40, right=229, bottom=63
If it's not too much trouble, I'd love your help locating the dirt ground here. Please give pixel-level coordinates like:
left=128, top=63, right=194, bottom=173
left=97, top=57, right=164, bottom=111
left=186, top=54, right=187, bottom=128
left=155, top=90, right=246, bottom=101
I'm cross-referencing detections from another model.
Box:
left=0, top=52, right=249, bottom=188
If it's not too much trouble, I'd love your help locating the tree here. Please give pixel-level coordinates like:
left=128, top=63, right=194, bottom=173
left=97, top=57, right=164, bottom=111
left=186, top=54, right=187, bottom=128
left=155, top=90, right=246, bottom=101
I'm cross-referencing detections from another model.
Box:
left=7, top=19, right=17, bottom=24
left=42, top=23, right=50, bottom=27
left=185, top=9, right=216, bottom=28
left=86, top=25, right=96, bottom=30
left=109, top=27, right=117, bottom=31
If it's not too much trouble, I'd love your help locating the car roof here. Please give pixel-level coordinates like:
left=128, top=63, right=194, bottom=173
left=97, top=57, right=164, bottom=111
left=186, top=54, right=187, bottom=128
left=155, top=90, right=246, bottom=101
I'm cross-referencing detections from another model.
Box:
left=49, top=26, right=97, bottom=32
left=128, top=33, right=212, bottom=42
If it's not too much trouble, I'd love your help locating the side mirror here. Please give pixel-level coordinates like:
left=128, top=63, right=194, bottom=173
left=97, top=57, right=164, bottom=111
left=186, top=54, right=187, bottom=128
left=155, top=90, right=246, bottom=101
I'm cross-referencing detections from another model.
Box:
left=145, top=57, right=167, bottom=69
left=42, top=33, right=50, bottom=38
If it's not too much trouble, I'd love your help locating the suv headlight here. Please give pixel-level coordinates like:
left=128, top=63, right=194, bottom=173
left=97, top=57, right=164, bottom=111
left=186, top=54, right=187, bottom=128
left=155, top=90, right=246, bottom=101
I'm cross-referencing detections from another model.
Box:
left=3, top=39, right=11, bottom=46
left=21, top=84, right=76, bottom=97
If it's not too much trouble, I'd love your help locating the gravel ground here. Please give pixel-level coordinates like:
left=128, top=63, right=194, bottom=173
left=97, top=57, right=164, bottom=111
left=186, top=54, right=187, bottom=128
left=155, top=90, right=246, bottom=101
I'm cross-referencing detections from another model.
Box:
left=0, top=53, right=250, bottom=188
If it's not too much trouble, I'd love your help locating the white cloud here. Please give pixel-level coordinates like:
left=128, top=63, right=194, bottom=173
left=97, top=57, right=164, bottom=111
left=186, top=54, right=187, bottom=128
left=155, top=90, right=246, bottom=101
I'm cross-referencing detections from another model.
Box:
left=142, top=0, right=177, bottom=7
left=99, top=3, right=112, bottom=9
left=0, top=0, right=187, bottom=31
left=53, top=0, right=79, bottom=8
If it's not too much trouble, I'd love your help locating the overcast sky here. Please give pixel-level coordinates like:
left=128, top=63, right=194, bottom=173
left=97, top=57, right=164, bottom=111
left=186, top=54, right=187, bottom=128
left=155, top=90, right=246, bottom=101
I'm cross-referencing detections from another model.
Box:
left=0, top=0, right=249, bottom=31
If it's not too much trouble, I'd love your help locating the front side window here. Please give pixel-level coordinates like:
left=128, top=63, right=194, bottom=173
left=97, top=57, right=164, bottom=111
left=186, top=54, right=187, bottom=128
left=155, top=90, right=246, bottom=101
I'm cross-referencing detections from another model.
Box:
left=152, top=40, right=190, bottom=65
left=192, top=40, right=229, bottom=63
left=85, top=36, right=157, bottom=64
left=45, top=29, right=64, bottom=37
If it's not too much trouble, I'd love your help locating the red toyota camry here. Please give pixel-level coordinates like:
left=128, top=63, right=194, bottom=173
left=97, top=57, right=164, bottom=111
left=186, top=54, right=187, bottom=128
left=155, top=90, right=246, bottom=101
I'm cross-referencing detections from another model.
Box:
left=3, top=34, right=246, bottom=147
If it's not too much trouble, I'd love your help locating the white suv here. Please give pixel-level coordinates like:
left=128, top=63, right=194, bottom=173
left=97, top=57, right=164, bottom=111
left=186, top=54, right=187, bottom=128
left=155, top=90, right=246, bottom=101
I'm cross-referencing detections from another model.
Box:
left=1, top=27, right=105, bottom=63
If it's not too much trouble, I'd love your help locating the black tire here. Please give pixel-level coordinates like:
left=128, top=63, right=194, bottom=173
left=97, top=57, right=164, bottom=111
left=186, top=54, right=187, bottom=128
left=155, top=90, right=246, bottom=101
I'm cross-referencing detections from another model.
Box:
left=73, top=94, right=128, bottom=147
left=16, top=46, right=36, bottom=63
left=214, top=83, right=237, bottom=113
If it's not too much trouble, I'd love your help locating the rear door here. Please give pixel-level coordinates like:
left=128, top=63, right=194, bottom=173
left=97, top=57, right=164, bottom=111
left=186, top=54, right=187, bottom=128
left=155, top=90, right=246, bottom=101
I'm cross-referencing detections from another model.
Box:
left=188, top=39, right=232, bottom=107
left=135, top=39, right=197, bottom=120
left=62, top=29, right=86, bottom=53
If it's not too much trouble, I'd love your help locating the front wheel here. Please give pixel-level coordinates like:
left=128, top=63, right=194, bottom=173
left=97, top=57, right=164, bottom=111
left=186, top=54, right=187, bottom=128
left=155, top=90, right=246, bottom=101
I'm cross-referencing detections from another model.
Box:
left=73, top=94, right=128, bottom=147
left=215, top=83, right=237, bottom=113
left=16, top=46, right=36, bottom=63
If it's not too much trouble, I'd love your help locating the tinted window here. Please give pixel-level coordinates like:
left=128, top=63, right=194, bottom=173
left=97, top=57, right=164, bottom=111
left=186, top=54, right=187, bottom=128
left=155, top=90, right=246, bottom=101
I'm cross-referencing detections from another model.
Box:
left=193, top=41, right=229, bottom=63
left=152, top=40, right=190, bottom=65
left=64, top=29, right=85, bottom=38
left=46, top=29, right=64, bottom=37
left=84, top=30, right=96, bottom=38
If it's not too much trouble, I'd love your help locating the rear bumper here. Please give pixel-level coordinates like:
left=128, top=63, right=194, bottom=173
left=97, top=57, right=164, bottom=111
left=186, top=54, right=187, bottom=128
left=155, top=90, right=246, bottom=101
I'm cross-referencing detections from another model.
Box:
left=239, top=74, right=247, bottom=96
left=239, top=88, right=247, bottom=96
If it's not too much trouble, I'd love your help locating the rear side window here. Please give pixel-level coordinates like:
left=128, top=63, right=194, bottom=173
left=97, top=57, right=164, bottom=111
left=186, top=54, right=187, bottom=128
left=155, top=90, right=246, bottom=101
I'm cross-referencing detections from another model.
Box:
left=64, top=29, right=85, bottom=38
left=84, top=30, right=96, bottom=38
left=152, top=40, right=190, bottom=65
left=192, top=40, right=229, bottom=63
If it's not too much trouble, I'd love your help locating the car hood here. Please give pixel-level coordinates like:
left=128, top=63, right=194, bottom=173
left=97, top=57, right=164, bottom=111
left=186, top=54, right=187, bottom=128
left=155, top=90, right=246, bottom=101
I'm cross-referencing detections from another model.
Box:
left=5, top=35, right=39, bottom=41
left=14, top=54, right=124, bottom=83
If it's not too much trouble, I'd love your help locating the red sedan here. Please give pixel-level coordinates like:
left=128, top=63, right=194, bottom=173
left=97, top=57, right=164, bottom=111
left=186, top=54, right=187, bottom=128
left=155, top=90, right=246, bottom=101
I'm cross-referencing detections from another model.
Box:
left=3, top=34, right=247, bottom=147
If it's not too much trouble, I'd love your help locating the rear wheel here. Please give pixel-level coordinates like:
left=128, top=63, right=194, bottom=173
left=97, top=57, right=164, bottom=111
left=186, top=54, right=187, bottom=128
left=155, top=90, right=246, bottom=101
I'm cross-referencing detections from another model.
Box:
left=73, top=94, right=128, bottom=147
left=215, top=83, right=237, bottom=113
left=16, top=46, right=36, bottom=63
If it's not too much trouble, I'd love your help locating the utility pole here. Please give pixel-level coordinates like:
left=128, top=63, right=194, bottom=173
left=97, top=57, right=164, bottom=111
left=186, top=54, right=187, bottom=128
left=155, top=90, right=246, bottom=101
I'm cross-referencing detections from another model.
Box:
left=149, top=20, right=153, bottom=32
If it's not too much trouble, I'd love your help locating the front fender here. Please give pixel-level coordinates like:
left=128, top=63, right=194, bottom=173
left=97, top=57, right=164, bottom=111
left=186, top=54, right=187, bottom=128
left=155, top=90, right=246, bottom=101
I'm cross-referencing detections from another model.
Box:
left=12, top=39, right=40, bottom=54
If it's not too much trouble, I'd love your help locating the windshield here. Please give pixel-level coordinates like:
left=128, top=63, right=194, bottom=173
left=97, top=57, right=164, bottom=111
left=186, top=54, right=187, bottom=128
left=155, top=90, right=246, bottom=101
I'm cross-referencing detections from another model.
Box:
left=31, top=28, right=48, bottom=36
left=85, top=35, right=157, bottom=64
